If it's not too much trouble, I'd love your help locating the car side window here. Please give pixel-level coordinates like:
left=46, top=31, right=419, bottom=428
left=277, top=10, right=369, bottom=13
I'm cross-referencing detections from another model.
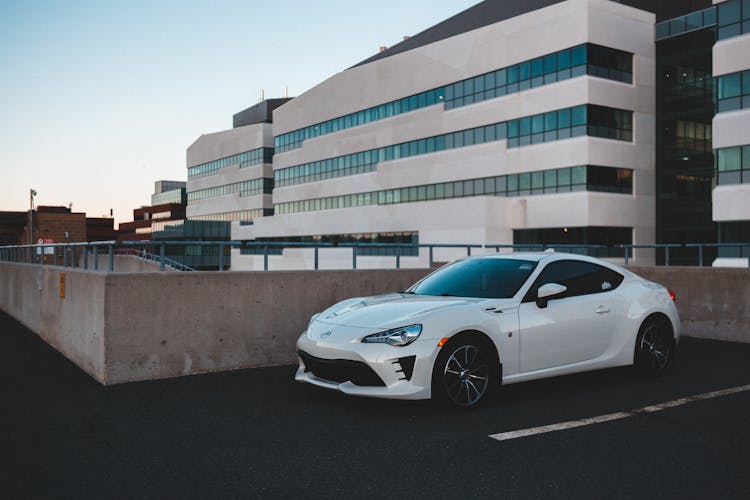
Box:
left=523, top=260, right=624, bottom=302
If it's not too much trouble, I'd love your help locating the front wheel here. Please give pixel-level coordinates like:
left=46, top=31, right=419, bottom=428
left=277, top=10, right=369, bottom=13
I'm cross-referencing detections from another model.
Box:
left=634, top=317, right=674, bottom=376
left=432, top=340, right=492, bottom=408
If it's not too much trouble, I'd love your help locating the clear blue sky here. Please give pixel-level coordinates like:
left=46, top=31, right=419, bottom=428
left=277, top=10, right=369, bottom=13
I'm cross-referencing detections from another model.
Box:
left=0, top=0, right=478, bottom=222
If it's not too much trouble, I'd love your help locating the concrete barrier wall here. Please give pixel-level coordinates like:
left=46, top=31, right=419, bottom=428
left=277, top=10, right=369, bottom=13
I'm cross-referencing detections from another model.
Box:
left=627, top=266, right=750, bottom=344
left=1, top=262, right=748, bottom=385
left=103, top=269, right=429, bottom=383
left=0, top=264, right=106, bottom=382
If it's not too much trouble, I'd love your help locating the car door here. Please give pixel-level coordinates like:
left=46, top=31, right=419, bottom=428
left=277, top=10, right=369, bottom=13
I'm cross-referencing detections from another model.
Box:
left=518, top=259, right=622, bottom=373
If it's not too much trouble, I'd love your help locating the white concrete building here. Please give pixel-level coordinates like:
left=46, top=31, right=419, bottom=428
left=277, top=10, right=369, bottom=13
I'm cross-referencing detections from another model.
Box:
left=236, top=0, right=657, bottom=268
left=186, top=100, right=288, bottom=224
left=712, top=0, right=750, bottom=250
left=186, top=0, right=750, bottom=269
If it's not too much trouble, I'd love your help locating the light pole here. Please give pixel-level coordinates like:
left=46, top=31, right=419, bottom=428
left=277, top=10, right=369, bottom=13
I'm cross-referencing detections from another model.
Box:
left=29, top=189, right=37, bottom=245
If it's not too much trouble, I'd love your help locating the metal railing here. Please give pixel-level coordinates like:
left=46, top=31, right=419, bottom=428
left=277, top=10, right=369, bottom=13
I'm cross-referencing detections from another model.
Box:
left=114, top=249, right=196, bottom=272
left=0, top=240, right=748, bottom=271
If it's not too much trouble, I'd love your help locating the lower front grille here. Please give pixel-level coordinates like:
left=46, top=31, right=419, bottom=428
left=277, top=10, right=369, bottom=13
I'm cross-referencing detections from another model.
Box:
left=298, top=350, right=385, bottom=387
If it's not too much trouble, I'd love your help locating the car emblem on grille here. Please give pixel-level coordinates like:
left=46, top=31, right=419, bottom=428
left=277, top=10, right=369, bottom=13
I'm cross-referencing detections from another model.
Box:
left=320, top=330, right=333, bottom=339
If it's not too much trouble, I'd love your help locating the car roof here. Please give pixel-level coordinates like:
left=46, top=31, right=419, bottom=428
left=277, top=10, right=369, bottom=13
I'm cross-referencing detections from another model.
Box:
left=465, top=251, right=633, bottom=275
left=466, top=252, right=553, bottom=262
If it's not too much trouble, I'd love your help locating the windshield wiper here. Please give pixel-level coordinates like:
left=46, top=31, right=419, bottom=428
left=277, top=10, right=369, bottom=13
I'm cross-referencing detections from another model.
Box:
left=439, top=293, right=457, bottom=296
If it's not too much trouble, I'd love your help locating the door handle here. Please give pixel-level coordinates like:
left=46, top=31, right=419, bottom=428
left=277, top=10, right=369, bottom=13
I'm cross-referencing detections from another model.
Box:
left=595, top=306, right=610, bottom=314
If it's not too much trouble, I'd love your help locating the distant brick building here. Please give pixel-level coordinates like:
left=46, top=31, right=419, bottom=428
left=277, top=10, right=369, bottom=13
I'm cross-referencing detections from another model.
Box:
left=86, top=217, right=118, bottom=242
left=21, top=206, right=86, bottom=245
left=0, top=206, right=117, bottom=246
left=0, top=212, right=27, bottom=246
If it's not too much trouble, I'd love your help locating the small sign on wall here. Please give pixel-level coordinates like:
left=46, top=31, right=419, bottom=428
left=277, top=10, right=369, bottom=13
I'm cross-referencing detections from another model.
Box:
left=59, top=273, right=65, bottom=299
left=36, top=238, right=54, bottom=255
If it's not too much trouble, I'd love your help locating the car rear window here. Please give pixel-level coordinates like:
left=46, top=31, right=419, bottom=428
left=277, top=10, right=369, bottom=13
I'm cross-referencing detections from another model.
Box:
left=408, top=258, right=538, bottom=298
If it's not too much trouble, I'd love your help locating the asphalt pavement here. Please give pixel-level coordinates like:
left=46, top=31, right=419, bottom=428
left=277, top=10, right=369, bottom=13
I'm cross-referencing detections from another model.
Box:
left=1, top=309, right=749, bottom=499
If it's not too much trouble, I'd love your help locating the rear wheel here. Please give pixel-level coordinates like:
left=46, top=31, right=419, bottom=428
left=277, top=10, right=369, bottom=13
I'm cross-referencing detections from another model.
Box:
left=432, top=339, right=492, bottom=407
left=635, top=317, right=673, bottom=376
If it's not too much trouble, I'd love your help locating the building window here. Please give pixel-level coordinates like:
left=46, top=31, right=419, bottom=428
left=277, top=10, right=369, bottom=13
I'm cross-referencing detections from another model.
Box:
left=506, top=105, right=632, bottom=148
left=187, top=147, right=274, bottom=180
left=276, top=105, right=634, bottom=187
left=716, top=144, right=750, bottom=185
left=716, top=70, right=750, bottom=113
left=240, top=232, right=419, bottom=256
left=187, top=177, right=274, bottom=204
left=187, top=209, right=270, bottom=223
left=655, top=6, right=717, bottom=40
left=274, top=44, right=633, bottom=153
left=273, top=166, right=632, bottom=215
left=717, top=0, right=750, bottom=40
left=512, top=227, right=632, bottom=258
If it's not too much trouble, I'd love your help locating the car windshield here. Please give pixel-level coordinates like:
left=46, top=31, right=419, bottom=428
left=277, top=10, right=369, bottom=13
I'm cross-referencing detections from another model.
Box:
left=407, top=258, right=538, bottom=298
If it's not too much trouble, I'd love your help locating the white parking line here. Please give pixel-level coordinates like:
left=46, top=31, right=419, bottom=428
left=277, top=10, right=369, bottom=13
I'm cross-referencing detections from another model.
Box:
left=489, top=384, right=750, bottom=442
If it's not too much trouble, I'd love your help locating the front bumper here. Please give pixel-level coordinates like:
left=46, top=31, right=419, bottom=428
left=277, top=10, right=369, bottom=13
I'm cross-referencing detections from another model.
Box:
left=295, top=331, right=441, bottom=400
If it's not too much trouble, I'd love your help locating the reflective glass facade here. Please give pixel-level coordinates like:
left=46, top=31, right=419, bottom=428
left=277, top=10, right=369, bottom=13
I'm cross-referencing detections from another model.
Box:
left=717, top=0, right=750, bottom=40
left=241, top=232, right=419, bottom=256
left=274, top=44, right=633, bottom=153
left=189, top=209, right=272, bottom=222
left=187, top=178, right=274, bottom=204
left=150, top=188, right=186, bottom=206
left=506, top=104, right=632, bottom=147
left=274, top=166, right=632, bottom=215
left=718, top=222, right=750, bottom=257
left=187, top=147, right=274, bottom=180
left=656, top=26, right=717, bottom=264
left=655, top=6, right=717, bottom=40
left=715, top=69, right=750, bottom=113
left=275, top=105, right=633, bottom=187
left=716, top=144, right=750, bottom=184
left=513, top=227, right=632, bottom=257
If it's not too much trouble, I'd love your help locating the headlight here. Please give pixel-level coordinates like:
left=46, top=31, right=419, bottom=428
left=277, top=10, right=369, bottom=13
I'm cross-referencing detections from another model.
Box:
left=361, top=324, right=422, bottom=346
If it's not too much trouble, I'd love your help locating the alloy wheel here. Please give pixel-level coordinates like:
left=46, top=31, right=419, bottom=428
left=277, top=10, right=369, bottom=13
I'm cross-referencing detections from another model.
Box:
left=442, top=344, right=489, bottom=406
left=639, top=323, right=671, bottom=372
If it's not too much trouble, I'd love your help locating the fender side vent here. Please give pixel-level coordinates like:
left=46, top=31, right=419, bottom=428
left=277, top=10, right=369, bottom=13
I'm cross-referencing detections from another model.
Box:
left=393, top=355, right=416, bottom=381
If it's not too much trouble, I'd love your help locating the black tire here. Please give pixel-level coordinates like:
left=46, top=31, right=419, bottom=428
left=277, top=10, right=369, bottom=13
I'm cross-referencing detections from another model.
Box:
left=432, top=337, right=494, bottom=408
left=634, top=317, right=674, bottom=376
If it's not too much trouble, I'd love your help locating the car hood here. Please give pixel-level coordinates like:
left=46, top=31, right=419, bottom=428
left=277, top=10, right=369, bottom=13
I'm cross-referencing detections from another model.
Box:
left=315, top=293, right=505, bottom=329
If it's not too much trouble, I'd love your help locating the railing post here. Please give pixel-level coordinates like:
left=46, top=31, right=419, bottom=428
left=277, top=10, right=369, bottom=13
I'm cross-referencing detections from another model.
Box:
left=263, top=245, right=269, bottom=271
left=84, top=247, right=89, bottom=270
left=93, top=246, right=98, bottom=270
left=623, top=246, right=629, bottom=266
left=218, top=244, right=224, bottom=272
left=160, top=244, right=166, bottom=272
left=352, top=244, right=357, bottom=269
left=466, top=246, right=471, bottom=257
left=665, top=247, right=670, bottom=267
left=108, top=245, right=114, bottom=272
left=63, top=246, right=68, bottom=267
left=396, top=253, right=401, bottom=269
left=429, top=246, right=434, bottom=268
left=314, top=247, right=319, bottom=270
left=698, top=245, right=704, bottom=267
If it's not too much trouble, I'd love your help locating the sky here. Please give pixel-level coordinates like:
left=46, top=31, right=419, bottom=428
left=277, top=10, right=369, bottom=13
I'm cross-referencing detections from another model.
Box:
left=0, top=0, right=478, bottom=223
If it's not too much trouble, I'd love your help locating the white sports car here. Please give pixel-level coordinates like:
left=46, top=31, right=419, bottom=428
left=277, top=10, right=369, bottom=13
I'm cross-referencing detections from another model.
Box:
left=295, top=252, right=679, bottom=407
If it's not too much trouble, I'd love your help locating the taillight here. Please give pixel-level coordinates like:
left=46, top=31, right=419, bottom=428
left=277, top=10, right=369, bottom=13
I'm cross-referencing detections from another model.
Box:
left=668, top=289, right=676, bottom=301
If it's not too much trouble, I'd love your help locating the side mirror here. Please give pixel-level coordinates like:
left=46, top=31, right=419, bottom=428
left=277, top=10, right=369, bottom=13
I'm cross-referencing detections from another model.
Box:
left=536, top=283, right=567, bottom=309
